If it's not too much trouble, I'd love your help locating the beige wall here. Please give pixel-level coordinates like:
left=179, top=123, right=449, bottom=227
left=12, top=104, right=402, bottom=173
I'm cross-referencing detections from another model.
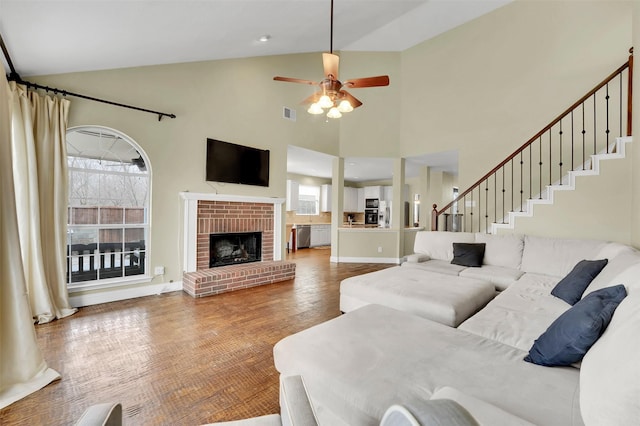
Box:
left=337, top=51, right=402, bottom=158
left=337, top=229, right=400, bottom=260
left=34, top=53, right=339, bottom=288
left=400, top=1, right=632, bottom=191
left=30, top=0, right=637, bottom=294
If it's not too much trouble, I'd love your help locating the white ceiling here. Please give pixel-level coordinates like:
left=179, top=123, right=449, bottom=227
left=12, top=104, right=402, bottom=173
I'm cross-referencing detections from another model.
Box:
left=0, top=0, right=511, bottom=77
left=2, top=0, right=506, bottom=181
left=287, top=145, right=458, bottom=182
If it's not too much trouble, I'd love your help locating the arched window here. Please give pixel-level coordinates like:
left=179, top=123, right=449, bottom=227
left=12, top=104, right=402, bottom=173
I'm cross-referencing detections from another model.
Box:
left=66, top=126, right=150, bottom=289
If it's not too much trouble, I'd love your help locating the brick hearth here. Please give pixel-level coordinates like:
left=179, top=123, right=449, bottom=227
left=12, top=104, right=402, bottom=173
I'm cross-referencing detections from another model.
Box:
left=183, top=261, right=296, bottom=297
left=182, top=198, right=295, bottom=298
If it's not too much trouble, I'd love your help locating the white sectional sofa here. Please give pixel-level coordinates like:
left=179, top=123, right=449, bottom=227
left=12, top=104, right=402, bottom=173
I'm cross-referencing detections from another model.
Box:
left=273, top=231, right=640, bottom=425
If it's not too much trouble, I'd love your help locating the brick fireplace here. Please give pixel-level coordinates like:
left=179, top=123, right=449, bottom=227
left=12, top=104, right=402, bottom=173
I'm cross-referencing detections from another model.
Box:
left=181, top=193, right=295, bottom=298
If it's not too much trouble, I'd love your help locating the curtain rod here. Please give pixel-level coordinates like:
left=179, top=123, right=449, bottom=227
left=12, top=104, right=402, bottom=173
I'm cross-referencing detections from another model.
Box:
left=1, top=32, right=176, bottom=121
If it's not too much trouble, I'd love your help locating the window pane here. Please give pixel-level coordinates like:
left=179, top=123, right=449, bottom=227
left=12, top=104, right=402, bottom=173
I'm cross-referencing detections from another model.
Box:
left=99, top=174, right=125, bottom=206
left=69, top=207, right=98, bottom=225
left=69, top=228, right=97, bottom=246
left=100, top=207, right=124, bottom=224
left=125, top=207, right=146, bottom=224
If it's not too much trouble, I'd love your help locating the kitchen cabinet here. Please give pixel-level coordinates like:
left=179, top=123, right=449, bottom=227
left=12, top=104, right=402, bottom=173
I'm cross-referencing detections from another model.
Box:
left=344, top=187, right=360, bottom=212
left=310, top=224, right=331, bottom=247
left=322, top=185, right=361, bottom=213
left=357, top=188, right=365, bottom=212
left=321, top=184, right=332, bottom=212
left=364, top=185, right=382, bottom=200
left=286, top=180, right=299, bottom=211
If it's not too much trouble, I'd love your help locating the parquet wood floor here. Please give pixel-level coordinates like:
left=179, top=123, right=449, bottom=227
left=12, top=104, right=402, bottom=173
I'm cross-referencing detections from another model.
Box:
left=0, top=249, right=391, bottom=426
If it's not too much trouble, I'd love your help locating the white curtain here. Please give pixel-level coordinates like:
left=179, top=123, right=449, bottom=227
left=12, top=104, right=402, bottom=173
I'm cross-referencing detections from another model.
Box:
left=0, top=73, right=74, bottom=408
left=9, top=81, right=76, bottom=324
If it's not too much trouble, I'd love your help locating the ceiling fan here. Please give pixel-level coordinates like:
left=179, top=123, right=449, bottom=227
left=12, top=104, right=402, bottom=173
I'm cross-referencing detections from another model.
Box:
left=273, top=0, right=390, bottom=119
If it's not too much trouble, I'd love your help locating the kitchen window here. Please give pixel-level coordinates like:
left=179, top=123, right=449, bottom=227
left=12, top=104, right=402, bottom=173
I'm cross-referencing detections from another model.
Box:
left=297, top=185, right=320, bottom=215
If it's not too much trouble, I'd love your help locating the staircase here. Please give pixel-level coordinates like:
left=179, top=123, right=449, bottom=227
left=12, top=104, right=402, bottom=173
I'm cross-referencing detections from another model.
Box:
left=491, top=135, right=632, bottom=234
left=432, top=48, right=634, bottom=234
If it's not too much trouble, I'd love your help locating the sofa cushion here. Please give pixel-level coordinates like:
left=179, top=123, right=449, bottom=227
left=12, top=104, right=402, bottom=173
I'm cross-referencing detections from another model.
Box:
left=520, top=235, right=607, bottom=277
left=413, top=231, right=475, bottom=261
left=401, top=260, right=467, bottom=276
left=274, top=304, right=581, bottom=426
left=459, top=273, right=569, bottom=351
left=582, top=251, right=640, bottom=298
left=340, top=267, right=495, bottom=327
left=474, top=233, right=524, bottom=269
left=551, top=259, right=608, bottom=305
left=380, top=401, right=478, bottom=426
left=524, top=285, right=627, bottom=367
left=459, top=265, right=523, bottom=291
left=405, top=253, right=430, bottom=263
left=430, top=387, right=535, bottom=426
left=451, top=243, right=485, bottom=267
left=580, top=294, right=640, bottom=425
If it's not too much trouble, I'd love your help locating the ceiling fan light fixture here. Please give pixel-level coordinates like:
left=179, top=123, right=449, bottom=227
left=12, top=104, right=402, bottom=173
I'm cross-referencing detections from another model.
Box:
left=337, top=99, right=353, bottom=113
left=327, top=107, right=342, bottom=119
left=318, top=94, right=333, bottom=109
left=307, top=103, right=324, bottom=115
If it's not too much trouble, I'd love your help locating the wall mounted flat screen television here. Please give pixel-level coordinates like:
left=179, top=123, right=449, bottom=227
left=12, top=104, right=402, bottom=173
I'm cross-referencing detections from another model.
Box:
left=206, top=138, right=270, bottom=187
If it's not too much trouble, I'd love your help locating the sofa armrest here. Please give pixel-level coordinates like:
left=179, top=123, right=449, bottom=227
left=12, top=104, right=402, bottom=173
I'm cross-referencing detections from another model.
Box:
left=431, top=387, right=535, bottom=426
left=280, top=376, right=318, bottom=426
left=406, top=253, right=431, bottom=263
left=75, top=402, right=122, bottom=426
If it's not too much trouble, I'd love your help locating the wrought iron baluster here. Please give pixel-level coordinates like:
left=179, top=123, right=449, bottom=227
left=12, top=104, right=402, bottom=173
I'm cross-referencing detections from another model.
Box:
left=463, top=195, right=466, bottom=232
left=485, top=180, right=489, bottom=233
left=529, top=145, right=532, bottom=200
left=582, top=103, right=586, bottom=169
left=469, top=191, right=475, bottom=232
left=520, top=151, right=523, bottom=212
left=606, top=82, right=610, bottom=153
left=511, top=158, right=514, bottom=212
left=559, top=120, right=563, bottom=185
left=571, top=111, right=574, bottom=171
left=502, top=167, right=505, bottom=223
left=619, top=71, right=623, bottom=137
left=549, top=130, right=552, bottom=187
left=539, top=136, right=543, bottom=199
left=593, top=92, right=597, bottom=156
left=477, top=186, right=481, bottom=232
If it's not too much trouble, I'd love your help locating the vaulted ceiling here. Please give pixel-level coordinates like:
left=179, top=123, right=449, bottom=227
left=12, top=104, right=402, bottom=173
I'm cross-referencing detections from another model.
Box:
left=0, top=0, right=510, bottom=77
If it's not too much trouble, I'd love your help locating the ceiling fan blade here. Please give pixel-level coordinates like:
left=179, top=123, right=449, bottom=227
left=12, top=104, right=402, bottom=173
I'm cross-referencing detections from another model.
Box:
left=274, top=76, right=317, bottom=86
left=340, top=90, right=363, bottom=109
left=301, top=91, right=323, bottom=105
left=323, top=53, right=339, bottom=80
left=343, top=75, right=390, bottom=88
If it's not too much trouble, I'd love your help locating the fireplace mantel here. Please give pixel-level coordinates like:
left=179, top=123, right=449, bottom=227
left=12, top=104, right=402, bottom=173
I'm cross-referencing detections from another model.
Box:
left=180, top=192, right=285, bottom=273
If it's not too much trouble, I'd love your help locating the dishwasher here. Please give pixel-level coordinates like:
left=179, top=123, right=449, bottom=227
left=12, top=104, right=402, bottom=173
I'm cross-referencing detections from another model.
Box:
left=296, top=225, right=311, bottom=249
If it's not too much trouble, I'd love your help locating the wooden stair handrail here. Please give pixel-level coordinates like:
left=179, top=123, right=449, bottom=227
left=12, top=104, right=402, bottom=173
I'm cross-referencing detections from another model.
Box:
left=436, top=49, right=633, bottom=217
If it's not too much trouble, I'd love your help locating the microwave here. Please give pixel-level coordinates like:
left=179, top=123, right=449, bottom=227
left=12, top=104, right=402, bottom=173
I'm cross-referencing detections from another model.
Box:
left=365, top=198, right=379, bottom=209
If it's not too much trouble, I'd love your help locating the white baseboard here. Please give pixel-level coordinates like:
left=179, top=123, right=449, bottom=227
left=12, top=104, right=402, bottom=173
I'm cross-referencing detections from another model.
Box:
left=69, top=281, right=183, bottom=308
left=330, top=256, right=401, bottom=264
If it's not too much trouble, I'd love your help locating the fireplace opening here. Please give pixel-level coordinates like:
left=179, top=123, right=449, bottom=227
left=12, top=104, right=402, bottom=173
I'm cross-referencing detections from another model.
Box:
left=209, top=232, right=262, bottom=268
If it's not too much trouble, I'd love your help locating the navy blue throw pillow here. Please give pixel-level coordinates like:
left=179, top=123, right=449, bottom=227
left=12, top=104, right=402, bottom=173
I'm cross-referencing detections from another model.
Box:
left=450, top=243, right=485, bottom=267
left=524, top=284, right=627, bottom=367
left=551, top=259, right=609, bottom=305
